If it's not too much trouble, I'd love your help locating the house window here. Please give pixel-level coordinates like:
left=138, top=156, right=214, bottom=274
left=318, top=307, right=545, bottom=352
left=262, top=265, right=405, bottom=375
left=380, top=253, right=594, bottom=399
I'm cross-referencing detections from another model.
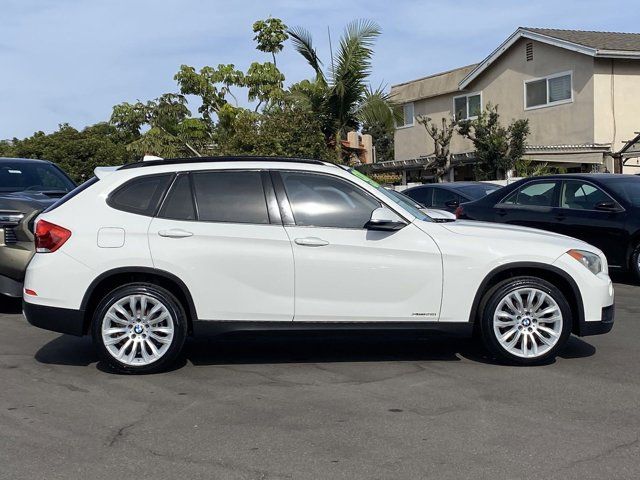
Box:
left=453, top=92, right=482, bottom=120
left=525, top=71, right=572, bottom=109
left=397, top=103, right=414, bottom=128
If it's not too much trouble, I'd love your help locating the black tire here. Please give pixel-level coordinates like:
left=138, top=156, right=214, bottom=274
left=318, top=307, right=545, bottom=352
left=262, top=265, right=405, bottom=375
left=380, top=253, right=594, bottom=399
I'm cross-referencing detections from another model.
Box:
left=479, top=276, right=572, bottom=366
left=91, top=283, right=187, bottom=374
left=630, top=244, right=640, bottom=283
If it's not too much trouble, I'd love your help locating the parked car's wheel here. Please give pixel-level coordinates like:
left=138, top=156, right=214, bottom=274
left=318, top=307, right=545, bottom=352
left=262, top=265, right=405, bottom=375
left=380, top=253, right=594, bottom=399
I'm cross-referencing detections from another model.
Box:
left=630, top=244, right=640, bottom=283
left=91, top=283, right=187, bottom=374
left=479, top=276, right=572, bottom=365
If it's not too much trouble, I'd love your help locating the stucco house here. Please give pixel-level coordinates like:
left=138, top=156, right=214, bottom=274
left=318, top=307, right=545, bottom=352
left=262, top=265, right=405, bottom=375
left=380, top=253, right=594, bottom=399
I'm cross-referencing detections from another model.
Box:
left=372, top=28, right=640, bottom=182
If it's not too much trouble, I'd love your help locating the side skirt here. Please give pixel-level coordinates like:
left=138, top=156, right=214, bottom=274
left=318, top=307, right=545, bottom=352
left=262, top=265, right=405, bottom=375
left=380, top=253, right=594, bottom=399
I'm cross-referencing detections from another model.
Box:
left=192, top=320, right=473, bottom=337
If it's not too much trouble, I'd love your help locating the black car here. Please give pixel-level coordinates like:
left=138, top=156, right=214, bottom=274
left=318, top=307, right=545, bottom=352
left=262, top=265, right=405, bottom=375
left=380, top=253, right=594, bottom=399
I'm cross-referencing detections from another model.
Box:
left=0, top=158, right=75, bottom=297
left=456, top=173, right=640, bottom=277
left=403, top=181, right=502, bottom=212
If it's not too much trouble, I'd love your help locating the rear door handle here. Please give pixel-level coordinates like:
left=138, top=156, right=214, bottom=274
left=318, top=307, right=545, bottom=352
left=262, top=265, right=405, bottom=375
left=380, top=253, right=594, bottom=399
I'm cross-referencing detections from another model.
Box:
left=294, top=237, right=329, bottom=247
left=555, top=213, right=566, bottom=221
left=496, top=209, right=508, bottom=217
left=158, top=229, right=193, bottom=238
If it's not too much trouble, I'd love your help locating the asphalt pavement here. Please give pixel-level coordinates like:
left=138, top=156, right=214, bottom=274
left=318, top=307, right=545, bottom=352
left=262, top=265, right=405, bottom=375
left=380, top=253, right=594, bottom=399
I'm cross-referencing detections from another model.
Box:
left=1, top=278, right=638, bottom=480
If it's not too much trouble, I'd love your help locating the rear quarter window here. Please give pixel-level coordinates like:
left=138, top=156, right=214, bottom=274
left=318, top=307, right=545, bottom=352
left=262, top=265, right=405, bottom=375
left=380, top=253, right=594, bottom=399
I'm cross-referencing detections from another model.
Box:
left=107, top=173, right=173, bottom=216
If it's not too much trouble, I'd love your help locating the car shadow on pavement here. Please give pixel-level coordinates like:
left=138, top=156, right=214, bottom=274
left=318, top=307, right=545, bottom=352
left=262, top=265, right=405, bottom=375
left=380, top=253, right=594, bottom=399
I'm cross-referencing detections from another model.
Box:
left=34, top=329, right=596, bottom=373
left=609, top=271, right=638, bottom=287
left=0, top=296, right=22, bottom=314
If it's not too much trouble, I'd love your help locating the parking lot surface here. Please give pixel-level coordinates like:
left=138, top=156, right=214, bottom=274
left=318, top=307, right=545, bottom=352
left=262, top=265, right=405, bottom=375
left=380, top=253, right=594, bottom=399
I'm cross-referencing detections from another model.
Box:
left=1, top=280, right=639, bottom=480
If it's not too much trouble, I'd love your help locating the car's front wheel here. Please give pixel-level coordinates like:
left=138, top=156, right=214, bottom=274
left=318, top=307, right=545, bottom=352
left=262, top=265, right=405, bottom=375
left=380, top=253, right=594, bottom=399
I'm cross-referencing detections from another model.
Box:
left=480, top=276, right=572, bottom=365
left=91, top=283, right=187, bottom=374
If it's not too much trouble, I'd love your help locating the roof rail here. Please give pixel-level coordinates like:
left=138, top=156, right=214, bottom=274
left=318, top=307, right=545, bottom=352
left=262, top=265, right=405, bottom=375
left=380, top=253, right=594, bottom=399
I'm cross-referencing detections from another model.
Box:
left=118, top=155, right=335, bottom=170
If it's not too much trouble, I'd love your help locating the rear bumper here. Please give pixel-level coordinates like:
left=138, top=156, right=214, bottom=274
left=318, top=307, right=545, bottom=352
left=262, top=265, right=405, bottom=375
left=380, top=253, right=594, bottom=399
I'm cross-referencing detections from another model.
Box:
left=23, top=300, right=85, bottom=336
left=576, top=304, right=615, bottom=337
left=0, top=274, right=23, bottom=297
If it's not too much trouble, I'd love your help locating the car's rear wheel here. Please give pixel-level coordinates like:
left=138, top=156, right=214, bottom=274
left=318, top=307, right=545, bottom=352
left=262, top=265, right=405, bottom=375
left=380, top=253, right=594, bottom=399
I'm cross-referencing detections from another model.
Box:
left=91, top=283, right=187, bottom=374
left=480, top=276, right=572, bottom=365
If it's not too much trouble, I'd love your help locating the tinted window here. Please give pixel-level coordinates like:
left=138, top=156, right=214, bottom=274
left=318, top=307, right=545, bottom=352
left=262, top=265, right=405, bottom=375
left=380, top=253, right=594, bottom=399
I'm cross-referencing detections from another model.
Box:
left=108, top=174, right=173, bottom=216
left=159, top=174, right=196, bottom=220
left=0, top=161, right=75, bottom=193
left=405, top=187, right=433, bottom=206
left=192, top=171, right=269, bottom=224
left=281, top=172, right=380, bottom=229
left=502, top=182, right=557, bottom=207
left=432, top=188, right=460, bottom=208
left=561, top=180, right=613, bottom=210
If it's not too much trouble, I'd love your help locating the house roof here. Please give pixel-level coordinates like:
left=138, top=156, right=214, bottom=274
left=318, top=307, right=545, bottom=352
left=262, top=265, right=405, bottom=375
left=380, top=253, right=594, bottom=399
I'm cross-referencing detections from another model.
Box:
left=524, top=28, right=640, bottom=52
left=390, top=64, right=478, bottom=103
left=459, top=27, right=640, bottom=89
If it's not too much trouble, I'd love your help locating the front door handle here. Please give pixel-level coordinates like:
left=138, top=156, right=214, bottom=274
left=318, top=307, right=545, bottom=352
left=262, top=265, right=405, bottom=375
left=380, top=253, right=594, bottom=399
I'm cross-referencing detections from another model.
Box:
left=158, top=229, right=193, bottom=238
left=496, top=209, right=508, bottom=217
left=555, top=213, right=566, bottom=221
left=294, top=237, right=329, bottom=247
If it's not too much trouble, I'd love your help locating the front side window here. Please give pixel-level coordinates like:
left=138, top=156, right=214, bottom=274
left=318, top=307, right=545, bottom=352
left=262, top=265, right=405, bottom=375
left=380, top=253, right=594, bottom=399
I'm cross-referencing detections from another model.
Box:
left=397, top=103, right=414, bottom=128
left=525, top=72, right=572, bottom=109
left=108, top=174, right=173, bottom=216
left=281, top=172, right=380, bottom=229
left=192, top=171, right=269, bottom=224
left=453, top=92, right=481, bottom=120
left=560, top=180, right=615, bottom=210
left=501, top=181, right=558, bottom=207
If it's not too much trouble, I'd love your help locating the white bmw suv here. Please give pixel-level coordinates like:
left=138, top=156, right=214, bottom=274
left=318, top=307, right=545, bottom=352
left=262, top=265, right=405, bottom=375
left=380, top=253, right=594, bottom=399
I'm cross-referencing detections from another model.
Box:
left=23, top=157, right=614, bottom=373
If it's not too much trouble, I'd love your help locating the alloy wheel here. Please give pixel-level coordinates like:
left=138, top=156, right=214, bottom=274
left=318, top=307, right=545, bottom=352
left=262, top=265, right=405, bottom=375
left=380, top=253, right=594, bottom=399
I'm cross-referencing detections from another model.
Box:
left=493, top=287, right=563, bottom=359
left=101, top=294, right=175, bottom=366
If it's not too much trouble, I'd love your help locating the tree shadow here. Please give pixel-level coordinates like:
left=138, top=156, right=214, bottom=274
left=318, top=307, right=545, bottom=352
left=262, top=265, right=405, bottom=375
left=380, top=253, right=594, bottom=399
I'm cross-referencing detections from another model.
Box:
left=34, top=329, right=596, bottom=373
left=0, top=295, right=22, bottom=314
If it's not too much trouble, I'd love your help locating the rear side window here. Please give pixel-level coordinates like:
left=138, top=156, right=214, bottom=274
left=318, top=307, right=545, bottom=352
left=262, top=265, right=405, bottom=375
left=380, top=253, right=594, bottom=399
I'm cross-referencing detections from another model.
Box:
left=108, top=174, right=173, bottom=216
left=192, top=171, right=269, bottom=224
left=158, top=174, right=196, bottom=221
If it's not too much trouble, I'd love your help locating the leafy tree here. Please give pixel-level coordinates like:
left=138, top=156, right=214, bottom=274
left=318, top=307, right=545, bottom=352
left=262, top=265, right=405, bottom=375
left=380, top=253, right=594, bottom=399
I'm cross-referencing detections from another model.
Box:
left=0, top=123, right=134, bottom=182
left=288, top=20, right=397, bottom=160
left=110, top=93, right=207, bottom=157
left=216, top=104, right=330, bottom=160
left=252, top=18, right=288, bottom=66
left=457, top=104, right=530, bottom=180
left=417, top=116, right=457, bottom=182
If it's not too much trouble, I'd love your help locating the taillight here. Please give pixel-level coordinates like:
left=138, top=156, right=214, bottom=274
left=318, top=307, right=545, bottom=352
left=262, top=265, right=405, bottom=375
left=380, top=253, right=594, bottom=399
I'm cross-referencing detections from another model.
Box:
left=454, top=205, right=465, bottom=219
left=35, top=220, right=71, bottom=253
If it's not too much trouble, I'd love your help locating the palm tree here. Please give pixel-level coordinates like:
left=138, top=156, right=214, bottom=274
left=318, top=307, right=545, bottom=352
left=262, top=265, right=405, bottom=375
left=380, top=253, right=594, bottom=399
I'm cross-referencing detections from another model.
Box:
left=288, top=19, right=398, bottom=160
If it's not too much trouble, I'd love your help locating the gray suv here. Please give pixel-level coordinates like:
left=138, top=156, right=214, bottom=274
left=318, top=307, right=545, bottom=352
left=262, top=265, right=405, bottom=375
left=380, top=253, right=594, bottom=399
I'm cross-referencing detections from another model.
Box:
left=0, top=158, right=75, bottom=297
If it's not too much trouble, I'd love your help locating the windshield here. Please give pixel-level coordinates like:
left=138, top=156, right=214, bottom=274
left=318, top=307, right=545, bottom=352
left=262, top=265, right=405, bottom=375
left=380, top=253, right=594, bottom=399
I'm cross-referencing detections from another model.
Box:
left=604, top=177, right=640, bottom=207
left=455, top=183, right=501, bottom=199
left=0, top=161, right=75, bottom=193
left=346, top=168, right=431, bottom=221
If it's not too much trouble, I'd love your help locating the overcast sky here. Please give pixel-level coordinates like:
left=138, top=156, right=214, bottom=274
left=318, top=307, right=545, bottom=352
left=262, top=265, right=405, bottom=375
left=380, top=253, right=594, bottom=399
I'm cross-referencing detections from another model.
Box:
left=1, top=0, right=638, bottom=139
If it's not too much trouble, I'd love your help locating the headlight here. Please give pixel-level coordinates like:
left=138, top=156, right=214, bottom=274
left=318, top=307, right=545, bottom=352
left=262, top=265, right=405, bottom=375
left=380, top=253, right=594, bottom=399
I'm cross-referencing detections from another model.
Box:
left=568, top=249, right=603, bottom=275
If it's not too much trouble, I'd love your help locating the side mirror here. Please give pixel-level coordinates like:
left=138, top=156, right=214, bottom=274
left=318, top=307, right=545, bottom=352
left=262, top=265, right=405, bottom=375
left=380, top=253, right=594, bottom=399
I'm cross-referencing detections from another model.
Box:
left=444, top=199, right=460, bottom=209
left=594, top=201, right=620, bottom=212
left=365, top=207, right=406, bottom=231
